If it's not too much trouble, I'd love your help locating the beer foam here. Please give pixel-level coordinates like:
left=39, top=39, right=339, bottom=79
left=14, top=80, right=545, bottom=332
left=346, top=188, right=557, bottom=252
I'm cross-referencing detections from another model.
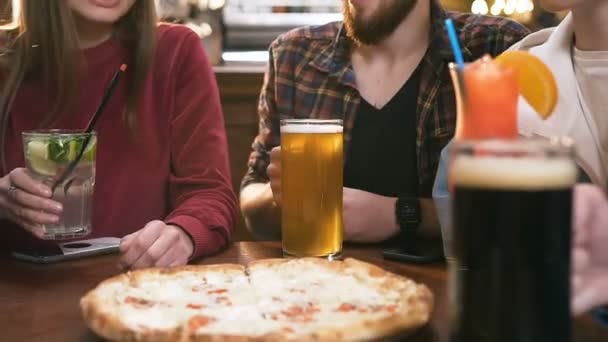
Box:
left=451, top=156, right=577, bottom=190
left=281, top=124, right=343, bottom=134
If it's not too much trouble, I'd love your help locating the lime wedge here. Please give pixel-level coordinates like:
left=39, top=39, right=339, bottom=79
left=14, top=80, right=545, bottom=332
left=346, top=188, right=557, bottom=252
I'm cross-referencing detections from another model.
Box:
left=83, top=136, right=97, bottom=162
left=66, top=140, right=80, bottom=162
left=26, top=141, right=49, bottom=160
left=26, top=141, right=57, bottom=176
left=28, top=156, right=58, bottom=176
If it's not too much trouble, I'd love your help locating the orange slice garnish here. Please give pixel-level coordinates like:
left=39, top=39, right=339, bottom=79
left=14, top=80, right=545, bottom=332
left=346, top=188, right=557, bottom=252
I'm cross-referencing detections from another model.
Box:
left=495, top=51, right=558, bottom=120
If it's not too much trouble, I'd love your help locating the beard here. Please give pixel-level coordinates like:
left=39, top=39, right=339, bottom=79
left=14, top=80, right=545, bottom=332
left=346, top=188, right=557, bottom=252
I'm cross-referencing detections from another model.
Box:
left=342, top=0, right=418, bottom=46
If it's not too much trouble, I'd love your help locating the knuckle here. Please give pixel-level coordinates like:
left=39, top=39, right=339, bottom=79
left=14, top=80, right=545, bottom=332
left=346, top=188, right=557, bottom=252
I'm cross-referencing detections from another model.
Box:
left=143, top=220, right=163, bottom=231
left=9, top=168, right=25, bottom=183
left=14, top=206, right=25, bottom=219
left=8, top=169, right=19, bottom=179
left=151, top=220, right=166, bottom=230
left=131, top=240, right=146, bottom=254
left=167, top=228, right=181, bottom=240
left=34, top=211, right=51, bottom=224
left=145, top=248, right=163, bottom=262
left=13, top=190, right=29, bottom=205
left=35, top=198, right=50, bottom=210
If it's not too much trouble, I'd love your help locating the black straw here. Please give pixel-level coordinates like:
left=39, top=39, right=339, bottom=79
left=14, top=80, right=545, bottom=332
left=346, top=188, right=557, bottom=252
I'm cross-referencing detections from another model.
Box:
left=83, top=64, right=128, bottom=132
left=51, top=64, right=128, bottom=193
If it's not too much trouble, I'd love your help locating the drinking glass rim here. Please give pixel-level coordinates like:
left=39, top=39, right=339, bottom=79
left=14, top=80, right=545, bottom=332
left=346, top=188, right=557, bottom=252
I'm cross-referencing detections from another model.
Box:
left=22, top=129, right=96, bottom=138
left=280, top=119, right=343, bottom=126
left=452, top=137, right=575, bottom=155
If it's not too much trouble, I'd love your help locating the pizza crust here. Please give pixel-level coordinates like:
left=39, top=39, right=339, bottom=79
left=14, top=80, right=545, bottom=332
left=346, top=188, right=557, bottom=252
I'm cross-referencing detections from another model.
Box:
left=81, top=273, right=184, bottom=342
left=81, top=258, right=433, bottom=342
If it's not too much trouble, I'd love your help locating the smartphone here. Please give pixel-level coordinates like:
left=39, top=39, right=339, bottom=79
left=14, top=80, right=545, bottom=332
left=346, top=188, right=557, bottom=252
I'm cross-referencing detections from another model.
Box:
left=383, top=238, right=444, bottom=264
left=10, top=237, right=121, bottom=264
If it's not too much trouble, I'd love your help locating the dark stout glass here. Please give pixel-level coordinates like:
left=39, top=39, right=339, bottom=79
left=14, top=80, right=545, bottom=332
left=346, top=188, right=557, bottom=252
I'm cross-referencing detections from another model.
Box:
left=450, top=140, right=576, bottom=342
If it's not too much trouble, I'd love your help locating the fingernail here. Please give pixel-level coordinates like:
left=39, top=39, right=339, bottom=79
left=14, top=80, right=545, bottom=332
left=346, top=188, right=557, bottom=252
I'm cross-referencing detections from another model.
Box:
left=42, top=188, right=52, bottom=197
left=53, top=203, right=63, bottom=212
left=51, top=216, right=60, bottom=223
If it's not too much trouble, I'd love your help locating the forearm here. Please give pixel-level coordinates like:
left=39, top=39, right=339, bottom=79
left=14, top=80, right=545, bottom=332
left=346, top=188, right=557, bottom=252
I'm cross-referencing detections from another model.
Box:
left=343, top=189, right=441, bottom=243
left=240, top=183, right=281, bottom=240
left=418, top=198, right=441, bottom=238
left=166, top=187, right=237, bottom=258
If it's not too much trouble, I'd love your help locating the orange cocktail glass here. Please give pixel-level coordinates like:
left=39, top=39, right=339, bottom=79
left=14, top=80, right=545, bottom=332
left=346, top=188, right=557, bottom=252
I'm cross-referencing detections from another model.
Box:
left=450, top=55, right=519, bottom=140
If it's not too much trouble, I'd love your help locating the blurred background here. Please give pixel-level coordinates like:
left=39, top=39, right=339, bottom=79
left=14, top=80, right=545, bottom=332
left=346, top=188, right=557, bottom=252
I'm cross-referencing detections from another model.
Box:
left=1, top=0, right=568, bottom=66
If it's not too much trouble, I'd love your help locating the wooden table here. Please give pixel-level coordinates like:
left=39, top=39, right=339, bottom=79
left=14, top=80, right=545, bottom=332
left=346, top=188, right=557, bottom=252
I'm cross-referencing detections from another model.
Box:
left=1, top=242, right=606, bottom=341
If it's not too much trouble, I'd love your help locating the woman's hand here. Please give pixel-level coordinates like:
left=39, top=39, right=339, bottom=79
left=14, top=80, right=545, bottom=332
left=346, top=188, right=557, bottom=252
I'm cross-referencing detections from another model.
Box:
left=0, top=168, right=63, bottom=237
left=119, top=221, right=194, bottom=270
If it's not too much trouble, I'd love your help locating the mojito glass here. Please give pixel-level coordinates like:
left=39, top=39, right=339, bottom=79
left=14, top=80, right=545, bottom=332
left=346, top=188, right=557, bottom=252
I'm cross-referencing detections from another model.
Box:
left=22, top=130, right=97, bottom=240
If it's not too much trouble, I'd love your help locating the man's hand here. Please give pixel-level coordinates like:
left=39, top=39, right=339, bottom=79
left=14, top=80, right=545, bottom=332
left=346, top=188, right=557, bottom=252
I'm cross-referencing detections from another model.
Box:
left=267, top=147, right=282, bottom=206
left=119, top=221, right=194, bottom=270
left=343, top=188, right=399, bottom=243
left=572, top=184, right=608, bottom=315
left=239, top=147, right=282, bottom=239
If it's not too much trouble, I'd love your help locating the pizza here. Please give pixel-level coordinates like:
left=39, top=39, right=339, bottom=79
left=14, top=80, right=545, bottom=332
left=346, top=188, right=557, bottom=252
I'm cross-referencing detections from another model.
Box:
left=80, top=258, right=433, bottom=341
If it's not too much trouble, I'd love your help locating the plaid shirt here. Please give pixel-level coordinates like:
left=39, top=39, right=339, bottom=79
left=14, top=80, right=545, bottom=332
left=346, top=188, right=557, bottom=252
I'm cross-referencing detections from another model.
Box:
left=242, top=1, right=529, bottom=197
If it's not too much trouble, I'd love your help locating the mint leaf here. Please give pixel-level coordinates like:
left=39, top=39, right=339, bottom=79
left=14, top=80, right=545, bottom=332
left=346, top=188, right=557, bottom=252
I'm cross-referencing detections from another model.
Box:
left=48, top=139, right=67, bottom=163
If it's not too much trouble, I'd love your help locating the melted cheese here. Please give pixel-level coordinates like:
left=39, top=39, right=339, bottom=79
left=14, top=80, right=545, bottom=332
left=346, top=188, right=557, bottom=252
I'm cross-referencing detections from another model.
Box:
left=98, top=261, right=412, bottom=339
left=248, top=262, right=404, bottom=337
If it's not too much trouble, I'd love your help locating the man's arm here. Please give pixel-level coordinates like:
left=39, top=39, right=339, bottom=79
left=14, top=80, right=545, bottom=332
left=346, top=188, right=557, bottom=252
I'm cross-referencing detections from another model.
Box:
left=240, top=183, right=281, bottom=240
left=240, top=44, right=282, bottom=240
left=342, top=188, right=440, bottom=243
left=419, top=198, right=440, bottom=237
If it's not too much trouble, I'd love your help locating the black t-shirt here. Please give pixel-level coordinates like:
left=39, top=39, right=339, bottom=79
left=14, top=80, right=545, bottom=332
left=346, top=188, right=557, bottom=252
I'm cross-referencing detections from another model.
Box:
left=344, top=66, right=422, bottom=197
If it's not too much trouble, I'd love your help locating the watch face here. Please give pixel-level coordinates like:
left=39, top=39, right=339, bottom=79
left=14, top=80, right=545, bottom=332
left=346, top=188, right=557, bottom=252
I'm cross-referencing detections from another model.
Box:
left=398, top=197, right=421, bottom=226
left=403, top=205, right=417, bottom=216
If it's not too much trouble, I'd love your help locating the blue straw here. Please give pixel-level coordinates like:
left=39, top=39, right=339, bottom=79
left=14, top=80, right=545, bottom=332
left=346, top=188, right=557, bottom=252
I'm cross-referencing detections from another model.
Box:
left=445, top=19, right=464, bottom=70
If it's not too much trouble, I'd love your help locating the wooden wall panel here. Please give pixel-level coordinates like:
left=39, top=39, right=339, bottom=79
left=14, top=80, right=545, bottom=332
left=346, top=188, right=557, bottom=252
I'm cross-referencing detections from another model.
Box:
left=215, top=69, right=264, bottom=241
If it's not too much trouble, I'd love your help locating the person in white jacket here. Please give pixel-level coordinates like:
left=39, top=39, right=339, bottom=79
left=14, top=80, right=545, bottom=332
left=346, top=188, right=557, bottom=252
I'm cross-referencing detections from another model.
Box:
left=433, top=0, right=608, bottom=317
left=514, top=7, right=607, bottom=188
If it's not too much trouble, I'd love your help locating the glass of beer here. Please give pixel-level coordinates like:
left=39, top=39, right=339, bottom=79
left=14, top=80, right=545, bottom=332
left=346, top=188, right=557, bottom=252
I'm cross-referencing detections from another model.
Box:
left=449, top=138, right=577, bottom=342
left=280, top=119, right=343, bottom=259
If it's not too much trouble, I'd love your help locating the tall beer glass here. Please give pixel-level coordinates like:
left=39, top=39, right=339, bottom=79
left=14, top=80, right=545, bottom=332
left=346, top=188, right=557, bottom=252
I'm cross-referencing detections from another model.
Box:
left=280, top=119, right=343, bottom=259
left=450, top=138, right=577, bottom=342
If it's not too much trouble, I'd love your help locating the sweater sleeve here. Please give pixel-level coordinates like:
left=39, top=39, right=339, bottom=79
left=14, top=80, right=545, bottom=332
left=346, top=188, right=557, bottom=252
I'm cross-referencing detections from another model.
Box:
left=164, top=29, right=237, bottom=259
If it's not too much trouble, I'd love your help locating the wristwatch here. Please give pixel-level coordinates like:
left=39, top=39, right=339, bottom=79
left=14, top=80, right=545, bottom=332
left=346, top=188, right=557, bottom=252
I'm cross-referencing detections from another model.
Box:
left=395, top=195, right=421, bottom=246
